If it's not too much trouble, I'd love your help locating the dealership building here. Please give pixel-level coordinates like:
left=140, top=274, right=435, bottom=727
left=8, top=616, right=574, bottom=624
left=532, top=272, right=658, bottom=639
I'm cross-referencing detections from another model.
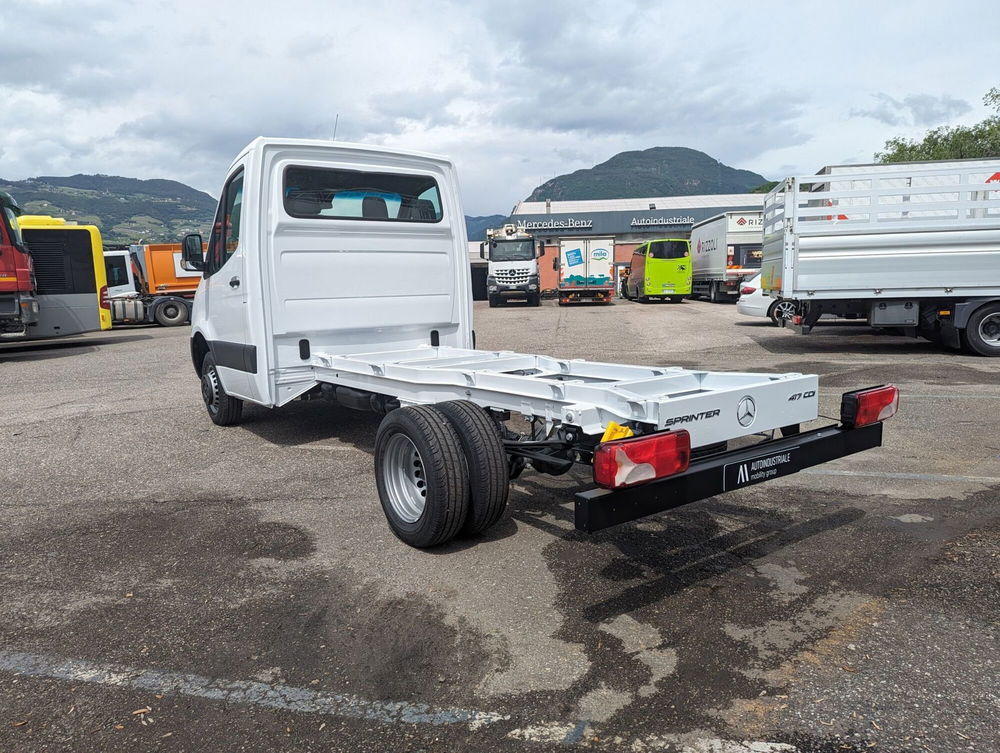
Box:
left=469, top=192, right=765, bottom=297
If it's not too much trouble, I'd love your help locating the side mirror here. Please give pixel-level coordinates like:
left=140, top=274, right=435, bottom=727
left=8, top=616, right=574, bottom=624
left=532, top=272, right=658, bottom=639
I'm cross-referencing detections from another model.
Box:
left=479, top=242, right=486, bottom=260
left=537, top=242, right=546, bottom=258
left=182, top=233, right=205, bottom=271
left=552, top=256, right=559, bottom=271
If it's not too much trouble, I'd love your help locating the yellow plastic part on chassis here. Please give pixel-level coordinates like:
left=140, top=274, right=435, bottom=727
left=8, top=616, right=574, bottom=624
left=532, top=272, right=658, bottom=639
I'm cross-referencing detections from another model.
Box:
left=600, top=421, right=635, bottom=443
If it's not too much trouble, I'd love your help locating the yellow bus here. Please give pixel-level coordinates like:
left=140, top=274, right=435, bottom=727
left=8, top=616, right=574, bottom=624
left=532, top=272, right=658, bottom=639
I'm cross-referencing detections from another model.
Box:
left=17, top=215, right=111, bottom=338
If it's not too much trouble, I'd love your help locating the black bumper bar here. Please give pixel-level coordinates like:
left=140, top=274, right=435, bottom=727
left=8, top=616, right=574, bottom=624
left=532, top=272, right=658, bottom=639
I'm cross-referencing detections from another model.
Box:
left=574, top=422, right=883, bottom=533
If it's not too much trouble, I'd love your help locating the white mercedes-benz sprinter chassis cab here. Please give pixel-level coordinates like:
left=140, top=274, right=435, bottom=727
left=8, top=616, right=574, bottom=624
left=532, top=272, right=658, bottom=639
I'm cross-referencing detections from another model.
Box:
left=183, top=139, right=898, bottom=548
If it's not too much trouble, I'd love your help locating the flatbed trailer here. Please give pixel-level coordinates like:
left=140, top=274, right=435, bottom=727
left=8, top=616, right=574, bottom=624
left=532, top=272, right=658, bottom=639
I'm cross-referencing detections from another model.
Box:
left=182, top=139, right=898, bottom=548
left=762, top=159, right=1000, bottom=355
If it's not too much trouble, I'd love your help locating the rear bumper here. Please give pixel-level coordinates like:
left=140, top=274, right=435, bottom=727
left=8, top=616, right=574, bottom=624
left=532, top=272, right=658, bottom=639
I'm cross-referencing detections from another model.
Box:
left=574, top=421, right=883, bottom=533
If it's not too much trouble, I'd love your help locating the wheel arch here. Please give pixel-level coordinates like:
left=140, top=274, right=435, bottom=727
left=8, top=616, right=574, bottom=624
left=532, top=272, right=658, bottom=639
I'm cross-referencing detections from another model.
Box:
left=191, top=332, right=211, bottom=377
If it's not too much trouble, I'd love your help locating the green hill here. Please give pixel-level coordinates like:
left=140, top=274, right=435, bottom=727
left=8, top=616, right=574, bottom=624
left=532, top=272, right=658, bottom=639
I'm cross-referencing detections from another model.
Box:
left=0, top=174, right=217, bottom=244
left=526, top=147, right=770, bottom=201
left=465, top=214, right=506, bottom=241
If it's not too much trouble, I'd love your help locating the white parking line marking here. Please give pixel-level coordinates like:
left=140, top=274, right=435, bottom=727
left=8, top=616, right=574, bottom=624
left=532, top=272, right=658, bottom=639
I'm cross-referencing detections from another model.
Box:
left=801, top=469, right=1000, bottom=484
left=0, top=648, right=507, bottom=729
left=0, top=647, right=801, bottom=750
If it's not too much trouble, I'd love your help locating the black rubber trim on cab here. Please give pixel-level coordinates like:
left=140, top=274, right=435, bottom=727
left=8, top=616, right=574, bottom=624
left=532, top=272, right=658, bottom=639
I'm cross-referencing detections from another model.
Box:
left=435, top=400, right=510, bottom=535
left=575, top=422, right=883, bottom=533
left=209, top=340, right=257, bottom=373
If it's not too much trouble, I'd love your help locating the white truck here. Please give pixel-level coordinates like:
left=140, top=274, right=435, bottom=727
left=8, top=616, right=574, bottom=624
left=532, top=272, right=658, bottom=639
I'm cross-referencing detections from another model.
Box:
left=689, top=211, right=764, bottom=302
left=480, top=224, right=542, bottom=307
left=181, top=138, right=898, bottom=548
left=553, top=237, right=615, bottom=305
left=762, top=159, right=1000, bottom=355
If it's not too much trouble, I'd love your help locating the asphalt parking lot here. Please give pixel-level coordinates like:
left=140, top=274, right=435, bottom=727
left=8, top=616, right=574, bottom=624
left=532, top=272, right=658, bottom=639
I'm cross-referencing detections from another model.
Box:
left=1, top=298, right=997, bottom=753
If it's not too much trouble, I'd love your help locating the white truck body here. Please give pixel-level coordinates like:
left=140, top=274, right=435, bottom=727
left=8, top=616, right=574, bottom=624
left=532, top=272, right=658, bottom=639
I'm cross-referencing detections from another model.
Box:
left=557, top=237, right=615, bottom=303
left=762, top=160, right=1000, bottom=300
left=188, top=139, right=816, bottom=444
left=185, top=139, right=895, bottom=544
left=689, top=211, right=764, bottom=300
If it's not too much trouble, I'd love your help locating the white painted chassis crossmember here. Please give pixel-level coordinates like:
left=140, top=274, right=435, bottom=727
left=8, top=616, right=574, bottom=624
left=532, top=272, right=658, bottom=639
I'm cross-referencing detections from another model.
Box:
left=302, top=345, right=818, bottom=446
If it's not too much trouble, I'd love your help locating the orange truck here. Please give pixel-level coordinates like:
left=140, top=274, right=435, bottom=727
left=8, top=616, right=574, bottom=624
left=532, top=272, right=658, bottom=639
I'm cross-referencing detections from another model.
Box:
left=103, top=243, right=202, bottom=326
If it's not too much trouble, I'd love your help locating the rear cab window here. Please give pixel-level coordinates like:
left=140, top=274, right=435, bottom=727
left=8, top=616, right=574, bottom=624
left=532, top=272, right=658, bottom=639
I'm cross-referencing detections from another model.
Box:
left=283, top=166, right=443, bottom=222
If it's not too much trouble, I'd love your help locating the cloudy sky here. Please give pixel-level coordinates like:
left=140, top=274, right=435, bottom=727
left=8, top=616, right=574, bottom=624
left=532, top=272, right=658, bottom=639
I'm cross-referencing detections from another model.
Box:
left=2, top=0, right=997, bottom=214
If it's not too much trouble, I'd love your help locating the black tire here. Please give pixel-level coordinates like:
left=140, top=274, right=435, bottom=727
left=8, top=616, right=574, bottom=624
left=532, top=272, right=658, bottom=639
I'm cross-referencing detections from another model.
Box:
left=669, top=296, right=684, bottom=303
left=154, top=300, right=189, bottom=326
left=488, top=296, right=500, bottom=308
left=374, top=406, right=470, bottom=547
left=201, top=353, right=243, bottom=426
left=435, top=400, right=510, bottom=535
left=962, top=302, right=1000, bottom=357
left=768, top=299, right=796, bottom=327
left=528, top=293, right=540, bottom=307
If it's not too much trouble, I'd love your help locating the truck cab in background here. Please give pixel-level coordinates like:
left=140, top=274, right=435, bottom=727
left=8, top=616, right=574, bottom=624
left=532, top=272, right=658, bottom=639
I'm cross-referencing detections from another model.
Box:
left=0, top=191, right=39, bottom=337
left=103, top=243, right=201, bottom=326
left=480, top=225, right=542, bottom=307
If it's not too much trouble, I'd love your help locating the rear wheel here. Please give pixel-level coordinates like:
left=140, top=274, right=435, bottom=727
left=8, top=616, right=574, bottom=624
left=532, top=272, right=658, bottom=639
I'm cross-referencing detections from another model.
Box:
left=962, top=303, right=1000, bottom=356
left=374, top=406, right=470, bottom=547
left=201, top=353, right=243, bottom=426
left=768, top=299, right=796, bottom=326
left=435, top=401, right=509, bottom=535
left=154, top=300, right=188, bottom=326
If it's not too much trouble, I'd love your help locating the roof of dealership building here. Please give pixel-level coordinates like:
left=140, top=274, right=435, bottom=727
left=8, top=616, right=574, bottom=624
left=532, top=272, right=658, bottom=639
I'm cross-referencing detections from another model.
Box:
left=511, top=193, right=765, bottom=215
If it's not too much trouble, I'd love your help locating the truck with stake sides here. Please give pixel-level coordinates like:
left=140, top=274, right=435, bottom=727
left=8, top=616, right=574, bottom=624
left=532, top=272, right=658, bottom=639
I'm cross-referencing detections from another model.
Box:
left=182, top=138, right=899, bottom=548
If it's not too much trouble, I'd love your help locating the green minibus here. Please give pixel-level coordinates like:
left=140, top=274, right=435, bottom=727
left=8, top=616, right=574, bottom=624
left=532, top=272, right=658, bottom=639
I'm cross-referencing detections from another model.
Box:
left=626, top=238, right=691, bottom=303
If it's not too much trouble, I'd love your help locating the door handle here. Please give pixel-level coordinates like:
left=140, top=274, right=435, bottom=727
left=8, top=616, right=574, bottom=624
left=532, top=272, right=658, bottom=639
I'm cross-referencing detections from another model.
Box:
left=229, top=276, right=240, bottom=288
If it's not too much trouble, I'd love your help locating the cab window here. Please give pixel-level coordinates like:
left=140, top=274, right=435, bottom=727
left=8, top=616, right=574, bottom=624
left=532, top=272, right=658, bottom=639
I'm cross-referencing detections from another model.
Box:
left=205, top=169, right=244, bottom=277
left=283, top=166, right=443, bottom=222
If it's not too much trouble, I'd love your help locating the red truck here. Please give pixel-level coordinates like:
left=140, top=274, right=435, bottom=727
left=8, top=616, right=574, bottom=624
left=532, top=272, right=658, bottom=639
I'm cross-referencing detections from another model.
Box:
left=0, top=191, right=39, bottom=338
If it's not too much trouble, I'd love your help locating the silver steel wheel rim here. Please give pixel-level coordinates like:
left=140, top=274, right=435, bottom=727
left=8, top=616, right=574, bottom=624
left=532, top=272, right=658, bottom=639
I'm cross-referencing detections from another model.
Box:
left=979, top=312, right=1000, bottom=346
left=773, top=301, right=795, bottom=320
left=382, top=433, right=427, bottom=523
left=202, top=368, right=220, bottom=414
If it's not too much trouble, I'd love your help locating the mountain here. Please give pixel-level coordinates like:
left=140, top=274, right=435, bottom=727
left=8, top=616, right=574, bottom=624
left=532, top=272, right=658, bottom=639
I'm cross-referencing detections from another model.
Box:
left=526, top=147, right=769, bottom=202
left=0, top=174, right=217, bottom=244
left=464, top=214, right=506, bottom=241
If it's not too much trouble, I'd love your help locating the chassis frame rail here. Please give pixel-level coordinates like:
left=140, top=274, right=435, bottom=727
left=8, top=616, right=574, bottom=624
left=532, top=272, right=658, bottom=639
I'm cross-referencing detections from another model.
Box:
left=574, top=421, right=883, bottom=533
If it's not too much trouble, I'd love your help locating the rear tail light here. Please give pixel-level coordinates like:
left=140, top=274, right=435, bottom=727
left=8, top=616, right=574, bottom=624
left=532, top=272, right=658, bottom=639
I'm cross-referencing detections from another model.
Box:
left=740, top=286, right=756, bottom=295
left=99, top=285, right=110, bottom=310
left=841, top=384, right=899, bottom=428
left=593, top=430, right=691, bottom=489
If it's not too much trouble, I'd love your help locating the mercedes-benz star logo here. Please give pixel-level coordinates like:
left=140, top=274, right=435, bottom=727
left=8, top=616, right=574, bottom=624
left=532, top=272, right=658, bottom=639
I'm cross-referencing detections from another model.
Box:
left=737, top=396, right=757, bottom=427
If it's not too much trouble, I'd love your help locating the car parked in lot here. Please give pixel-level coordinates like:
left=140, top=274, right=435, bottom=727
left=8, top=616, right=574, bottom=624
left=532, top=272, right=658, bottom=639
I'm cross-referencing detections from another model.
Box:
left=737, top=274, right=796, bottom=326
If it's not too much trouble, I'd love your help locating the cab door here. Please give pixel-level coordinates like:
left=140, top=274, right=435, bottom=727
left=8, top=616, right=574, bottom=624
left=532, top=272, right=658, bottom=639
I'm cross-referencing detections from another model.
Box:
left=202, top=166, right=258, bottom=400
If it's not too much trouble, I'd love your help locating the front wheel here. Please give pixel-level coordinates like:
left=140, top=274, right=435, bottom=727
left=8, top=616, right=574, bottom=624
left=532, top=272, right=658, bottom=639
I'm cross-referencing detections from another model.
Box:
left=374, top=406, right=470, bottom=547
left=201, top=353, right=243, bottom=426
left=962, top=303, right=1000, bottom=356
left=528, top=293, right=540, bottom=307
left=768, top=299, right=796, bottom=326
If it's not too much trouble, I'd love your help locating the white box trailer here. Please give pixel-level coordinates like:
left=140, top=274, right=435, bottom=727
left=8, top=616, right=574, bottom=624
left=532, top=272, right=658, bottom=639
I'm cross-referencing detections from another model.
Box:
left=689, top=211, right=764, bottom=302
left=555, top=237, right=615, bottom=304
left=181, top=138, right=897, bottom=548
left=762, top=159, right=1000, bottom=355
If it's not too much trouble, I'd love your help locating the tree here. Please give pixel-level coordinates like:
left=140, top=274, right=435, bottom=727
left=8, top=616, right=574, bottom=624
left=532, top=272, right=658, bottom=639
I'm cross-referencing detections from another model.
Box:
left=876, top=88, right=1000, bottom=163
left=749, top=181, right=779, bottom=194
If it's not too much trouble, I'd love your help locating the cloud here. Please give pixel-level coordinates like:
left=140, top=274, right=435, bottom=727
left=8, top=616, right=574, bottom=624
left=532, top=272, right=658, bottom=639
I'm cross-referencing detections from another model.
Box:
left=0, top=0, right=997, bottom=215
left=851, top=92, right=972, bottom=127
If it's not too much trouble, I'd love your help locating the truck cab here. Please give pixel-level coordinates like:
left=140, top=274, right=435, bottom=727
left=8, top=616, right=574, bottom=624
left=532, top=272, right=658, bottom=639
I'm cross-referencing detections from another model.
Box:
left=103, top=244, right=199, bottom=326
left=0, top=191, right=39, bottom=337
left=481, top=225, right=542, bottom=307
